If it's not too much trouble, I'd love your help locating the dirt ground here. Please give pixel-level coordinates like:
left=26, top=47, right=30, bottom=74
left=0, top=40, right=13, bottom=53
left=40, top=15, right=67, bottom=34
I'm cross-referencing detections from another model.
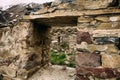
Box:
left=28, top=65, right=76, bottom=80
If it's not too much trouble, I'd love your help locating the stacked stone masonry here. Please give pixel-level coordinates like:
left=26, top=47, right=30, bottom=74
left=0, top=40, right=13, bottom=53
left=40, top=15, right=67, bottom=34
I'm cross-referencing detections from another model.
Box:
left=0, top=22, right=51, bottom=79
left=0, top=0, right=120, bottom=80
left=75, top=0, right=120, bottom=80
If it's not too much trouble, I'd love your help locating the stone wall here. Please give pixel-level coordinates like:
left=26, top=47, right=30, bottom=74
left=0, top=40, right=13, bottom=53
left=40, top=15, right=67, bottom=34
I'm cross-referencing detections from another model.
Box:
left=75, top=1, right=120, bottom=80
left=1, top=0, right=119, bottom=79
left=0, top=21, right=51, bottom=79
left=50, top=27, right=77, bottom=53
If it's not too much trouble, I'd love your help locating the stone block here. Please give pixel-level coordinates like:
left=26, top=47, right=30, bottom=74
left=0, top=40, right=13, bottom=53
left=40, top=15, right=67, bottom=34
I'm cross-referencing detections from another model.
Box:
left=75, top=52, right=101, bottom=68
left=0, top=66, right=16, bottom=78
left=74, top=0, right=114, bottom=9
left=76, top=53, right=120, bottom=79
left=95, top=16, right=120, bottom=22
left=87, top=44, right=118, bottom=53
left=93, top=37, right=119, bottom=44
left=92, top=29, right=120, bottom=37
left=78, top=16, right=93, bottom=23
left=76, top=43, right=118, bottom=53
left=95, top=16, right=110, bottom=22
left=76, top=31, right=92, bottom=44
left=102, top=53, right=120, bottom=68
left=76, top=67, right=120, bottom=79
left=76, top=75, right=89, bottom=80
left=77, top=23, right=90, bottom=29
left=76, top=42, right=88, bottom=52
left=97, top=22, right=120, bottom=29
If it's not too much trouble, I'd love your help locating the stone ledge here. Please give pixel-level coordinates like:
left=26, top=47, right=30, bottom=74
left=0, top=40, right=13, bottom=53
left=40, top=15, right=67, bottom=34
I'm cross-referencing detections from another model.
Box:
left=92, top=29, right=120, bottom=37
left=23, top=8, right=120, bottom=20
left=77, top=29, right=120, bottom=37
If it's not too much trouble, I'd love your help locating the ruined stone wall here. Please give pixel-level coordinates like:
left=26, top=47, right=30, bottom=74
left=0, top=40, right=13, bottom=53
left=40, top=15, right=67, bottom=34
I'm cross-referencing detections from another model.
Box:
left=76, top=16, right=120, bottom=80
left=27, top=0, right=120, bottom=79
left=75, top=1, right=120, bottom=80
left=0, top=0, right=119, bottom=79
left=0, top=21, right=51, bottom=79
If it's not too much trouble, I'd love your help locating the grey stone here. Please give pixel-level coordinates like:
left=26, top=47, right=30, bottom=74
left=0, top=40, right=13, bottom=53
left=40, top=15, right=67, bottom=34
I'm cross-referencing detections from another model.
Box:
left=54, top=0, right=74, bottom=3
left=94, top=37, right=119, bottom=44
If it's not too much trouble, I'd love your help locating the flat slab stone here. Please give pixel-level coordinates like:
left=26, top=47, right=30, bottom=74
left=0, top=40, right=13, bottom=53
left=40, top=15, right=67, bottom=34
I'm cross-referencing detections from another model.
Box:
left=76, top=67, right=120, bottom=79
left=92, top=29, right=120, bottom=37
left=75, top=53, right=101, bottom=68
left=23, top=8, right=120, bottom=19
left=102, top=53, right=120, bottom=68
left=95, top=16, right=120, bottom=22
left=93, top=37, right=119, bottom=44
left=74, top=0, right=114, bottom=10
left=32, top=16, right=78, bottom=26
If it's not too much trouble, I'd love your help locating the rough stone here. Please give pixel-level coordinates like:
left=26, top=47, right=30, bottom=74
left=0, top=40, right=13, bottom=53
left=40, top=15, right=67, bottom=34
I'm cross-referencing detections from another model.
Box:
left=95, top=16, right=120, bottom=22
left=102, top=53, right=120, bottom=68
left=95, top=15, right=120, bottom=22
left=74, top=0, right=114, bottom=9
left=75, top=53, right=101, bottom=68
left=76, top=42, right=88, bottom=52
left=1, top=0, right=120, bottom=80
left=0, top=22, right=51, bottom=79
left=77, top=43, right=118, bottom=53
left=76, top=31, right=92, bottom=44
left=95, top=16, right=110, bottom=22
left=87, top=44, right=118, bottom=53
left=0, top=66, right=16, bottom=78
left=76, top=67, right=120, bottom=79
left=76, top=75, right=89, bottom=80
left=78, top=16, right=93, bottom=23
left=24, top=8, right=120, bottom=20
left=77, top=23, right=90, bottom=29
left=76, top=52, right=120, bottom=79
left=34, top=7, right=48, bottom=14
left=97, top=22, right=120, bottom=29
left=92, top=29, right=120, bottom=37
left=54, top=0, right=73, bottom=3
left=93, top=37, right=119, bottom=44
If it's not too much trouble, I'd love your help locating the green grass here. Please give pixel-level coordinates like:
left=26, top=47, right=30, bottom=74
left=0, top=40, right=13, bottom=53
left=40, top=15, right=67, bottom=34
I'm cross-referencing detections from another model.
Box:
left=50, top=50, right=75, bottom=67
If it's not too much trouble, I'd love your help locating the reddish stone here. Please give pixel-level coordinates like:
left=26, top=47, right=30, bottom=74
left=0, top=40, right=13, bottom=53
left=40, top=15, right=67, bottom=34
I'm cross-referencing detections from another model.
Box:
left=76, top=31, right=92, bottom=44
left=76, top=75, right=89, bottom=80
left=75, top=53, right=101, bottom=68
left=75, top=52, right=120, bottom=79
left=76, top=67, right=120, bottom=79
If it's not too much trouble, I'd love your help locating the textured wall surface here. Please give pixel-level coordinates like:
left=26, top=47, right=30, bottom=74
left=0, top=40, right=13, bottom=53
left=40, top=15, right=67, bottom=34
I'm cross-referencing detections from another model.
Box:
left=50, top=27, right=77, bottom=53
left=0, top=0, right=120, bottom=80
left=76, top=9, right=120, bottom=80
left=0, top=22, right=51, bottom=79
